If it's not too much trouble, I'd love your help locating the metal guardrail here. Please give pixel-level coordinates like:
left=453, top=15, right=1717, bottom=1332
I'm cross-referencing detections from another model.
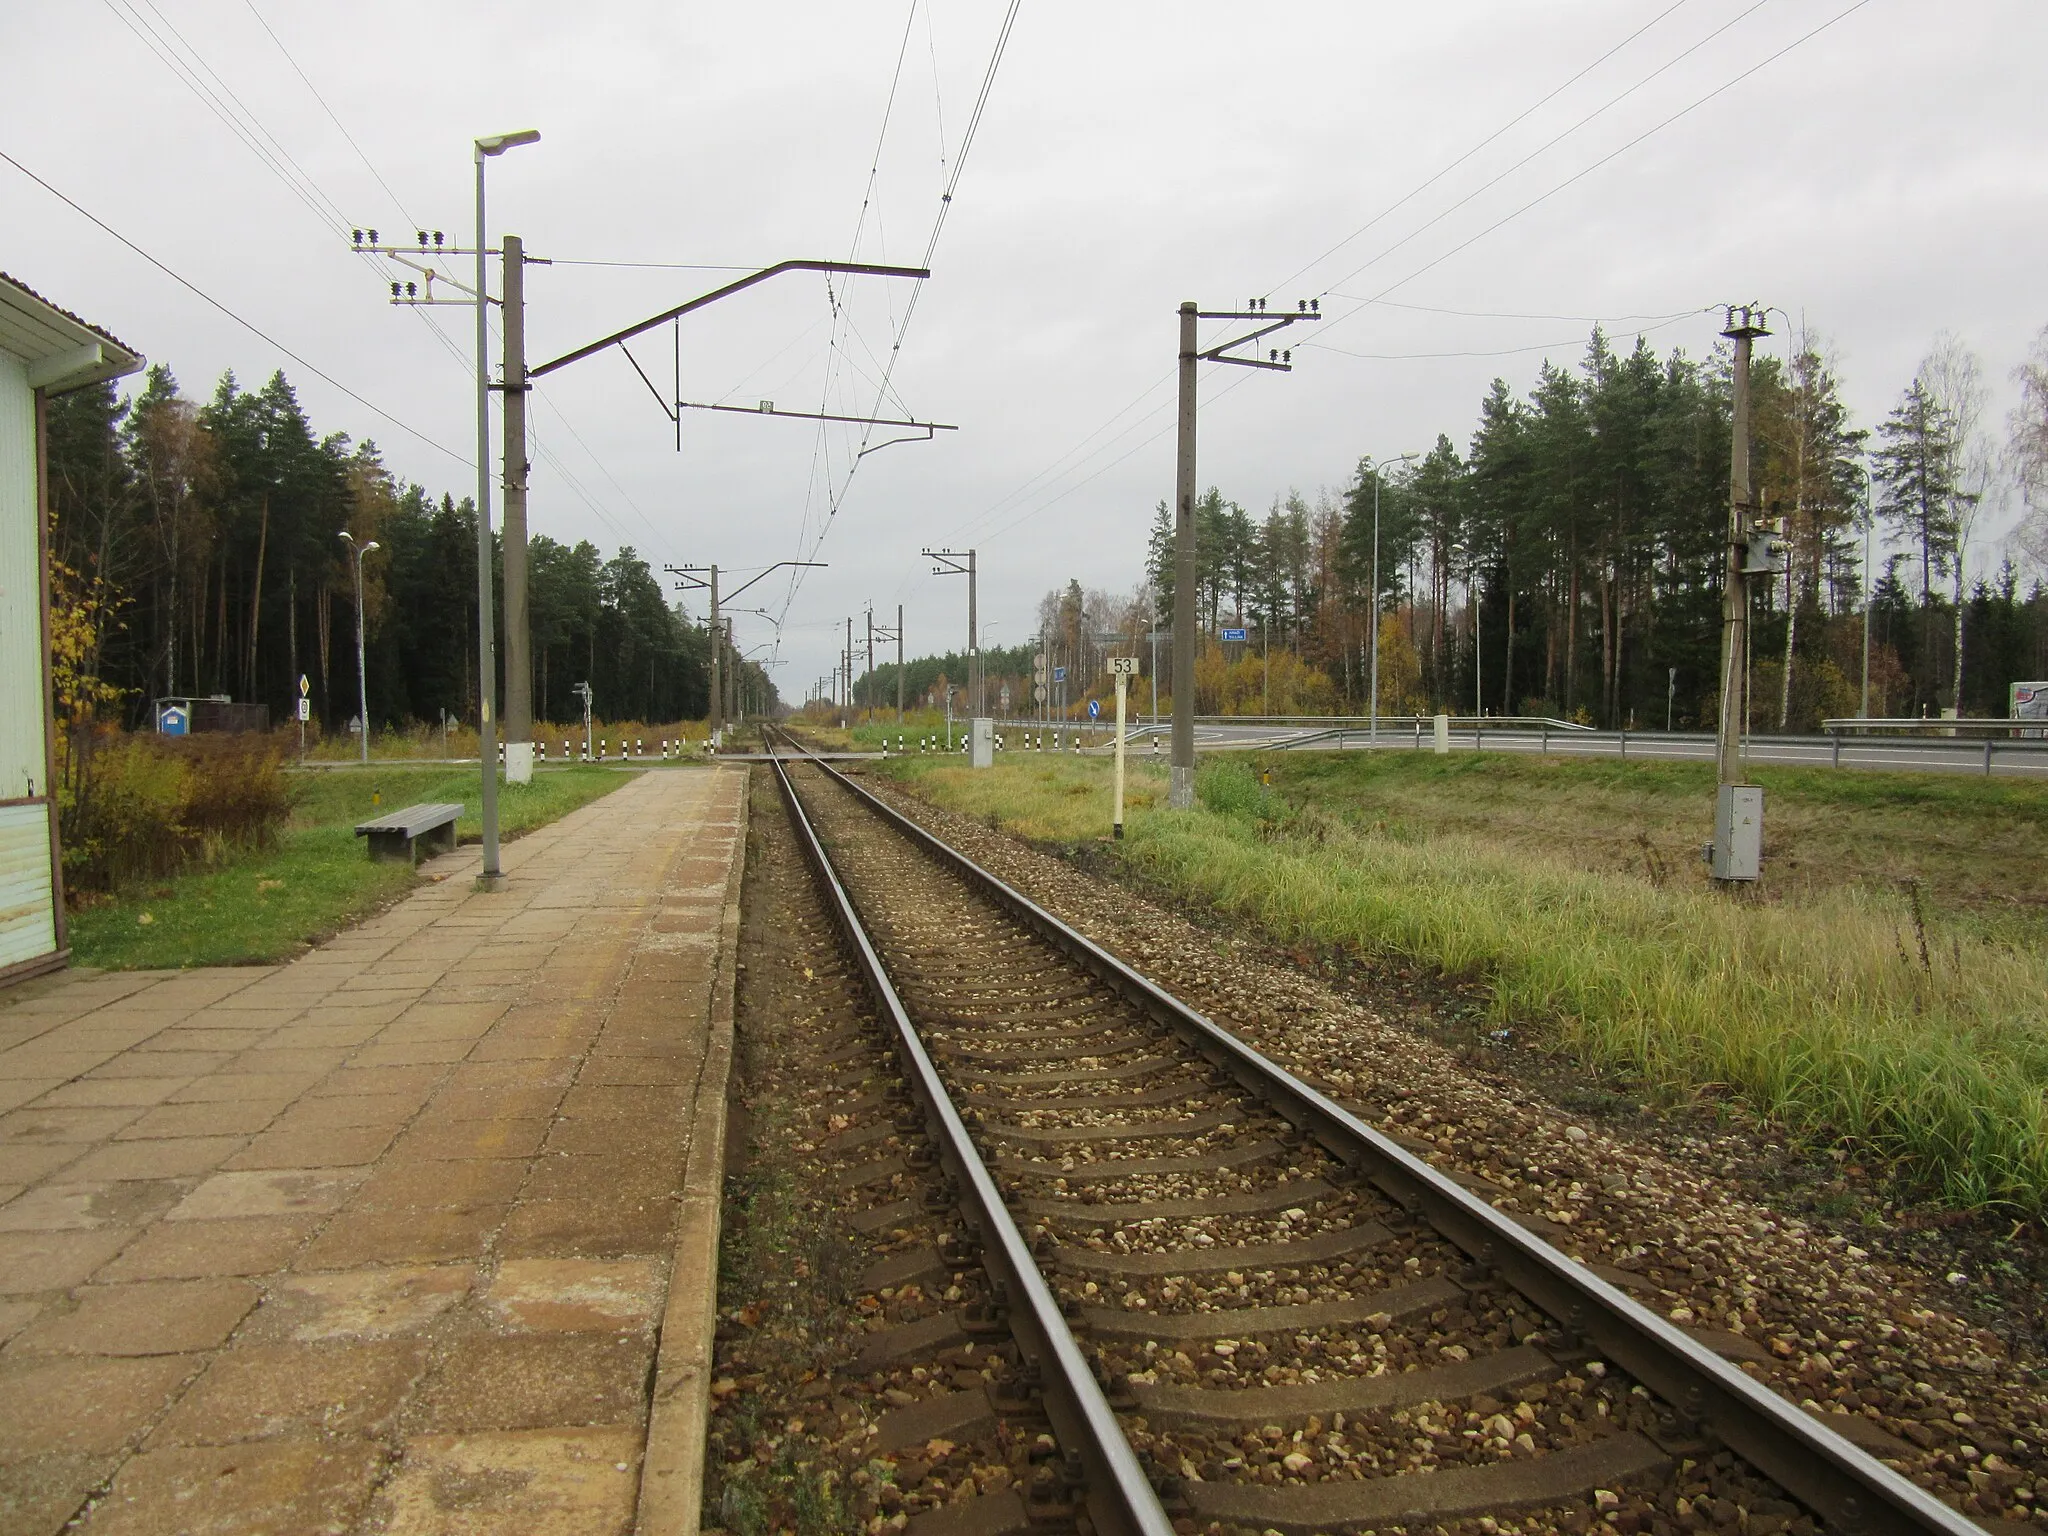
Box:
left=1824, top=717, right=2048, bottom=736
left=1086, top=719, right=2048, bottom=773
left=775, top=731, right=1980, bottom=1536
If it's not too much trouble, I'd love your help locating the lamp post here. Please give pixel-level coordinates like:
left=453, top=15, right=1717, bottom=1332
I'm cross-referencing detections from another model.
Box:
left=339, top=532, right=379, bottom=763
left=1367, top=452, right=1419, bottom=748
left=472, top=127, right=540, bottom=892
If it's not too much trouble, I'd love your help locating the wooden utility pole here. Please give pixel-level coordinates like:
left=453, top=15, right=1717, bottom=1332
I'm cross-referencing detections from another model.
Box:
left=896, top=604, right=905, bottom=723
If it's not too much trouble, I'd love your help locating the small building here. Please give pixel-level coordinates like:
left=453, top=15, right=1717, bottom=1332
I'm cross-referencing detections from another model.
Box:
left=0, top=274, right=143, bottom=983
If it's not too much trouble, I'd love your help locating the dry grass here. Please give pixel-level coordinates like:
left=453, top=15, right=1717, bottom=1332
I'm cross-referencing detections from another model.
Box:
left=878, top=752, right=2048, bottom=1211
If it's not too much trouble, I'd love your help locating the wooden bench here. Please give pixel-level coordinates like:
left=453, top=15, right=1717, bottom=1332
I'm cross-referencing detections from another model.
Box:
left=354, top=802, right=463, bottom=865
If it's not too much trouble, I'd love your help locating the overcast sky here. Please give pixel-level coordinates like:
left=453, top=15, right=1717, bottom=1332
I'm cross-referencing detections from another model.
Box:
left=8, top=0, right=2044, bottom=701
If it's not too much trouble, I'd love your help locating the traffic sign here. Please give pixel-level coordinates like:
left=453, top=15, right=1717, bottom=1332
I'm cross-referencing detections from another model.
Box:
left=1053, top=666, right=1067, bottom=683
left=298, top=673, right=310, bottom=697
left=1108, top=657, right=1138, bottom=676
left=296, top=698, right=310, bottom=722
left=1088, top=699, right=1100, bottom=720
left=1220, top=627, right=1247, bottom=642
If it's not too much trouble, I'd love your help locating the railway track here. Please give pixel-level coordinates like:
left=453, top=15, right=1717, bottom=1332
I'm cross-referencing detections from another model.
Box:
left=761, top=731, right=1981, bottom=1536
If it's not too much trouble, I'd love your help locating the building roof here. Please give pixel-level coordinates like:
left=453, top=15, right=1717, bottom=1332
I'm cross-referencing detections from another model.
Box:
left=0, top=272, right=144, bottom=394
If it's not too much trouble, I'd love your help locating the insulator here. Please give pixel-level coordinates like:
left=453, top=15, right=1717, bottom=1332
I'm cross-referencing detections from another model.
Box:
left=1298, top=299, right=1307, bottom=312
left=352, top=229, right=363, bottom=245
left=1310, top=298, right=1320, bottom=313
left=367, top=228, right=378, bottom=245
left=1268, top=349, right=1277, bottom=362
left=434, top=231, right=444, bottom=246
left=417, top=230, right=428, bottom=247
left=389, top=282, right=400, bottom=297
left=405, top=281, right=417, bottom=297
left=1282, top=349, right=1291, bottom=363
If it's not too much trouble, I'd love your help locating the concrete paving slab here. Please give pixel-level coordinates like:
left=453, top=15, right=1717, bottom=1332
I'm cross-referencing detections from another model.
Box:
left=249, top=1266, right=475, bottom=1344
left=481, top=1258, right=663, bottom=1334
left=0, top=766, right=746, bottom=1534
left=63, top=1138, right=248, bottom=1182
left=8, top=1277, right=259, bottom=1356
left=0, top=1230, right=135, bottom=1293
left=0, top=1355, right=202, bottom=1456
left=149, top=1338, right=432, bottom=1444
left=75, top=1437, right=386, bottom=1535
left=167, top=1168, right=365, bottom=1222
left=372, top=1425, right=640, bottom=1536
left=98, top=1216, right=318, bottom=1281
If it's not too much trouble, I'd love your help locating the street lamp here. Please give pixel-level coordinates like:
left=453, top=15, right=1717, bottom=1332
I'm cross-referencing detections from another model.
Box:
left=338, top=532, right=379, bottom=763
left=472, top=126, right=540, bottom=892
left=1367, top=452, right=1419, bottom=748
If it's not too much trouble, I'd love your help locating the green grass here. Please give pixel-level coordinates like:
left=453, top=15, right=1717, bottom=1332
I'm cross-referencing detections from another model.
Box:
left=878, top=751, right=2048, bottom=1211
left=69, top=764, right=637, bottom=970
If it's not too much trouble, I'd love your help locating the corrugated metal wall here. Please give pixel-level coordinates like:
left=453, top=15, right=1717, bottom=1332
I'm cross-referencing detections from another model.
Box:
left=0, top=803, right=54, bottom=970
left=0, top=350, right=44, bottom=802
left=0, top=349, right=58, bottom=971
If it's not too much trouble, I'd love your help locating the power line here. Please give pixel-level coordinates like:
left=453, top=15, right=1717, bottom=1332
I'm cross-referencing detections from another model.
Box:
left=1308, top=0, right=1779, bottom=304
left=100, top=0, right=353, bottom=241
left=955, top=0, right=1867, bottom=552
left=238, top=0, right=420, bottom=230
left=778, top=0, right=1024, bottom=628
left=1313, top=0, right=1874, bottom=344
left=1333, top=297, right=1707, bottom=325
left=950, top=3, right=1706, bottom=556
left=1305, top=308, right=1712, bottom=362
left=1269, top=0, right=1698, bottom=299
left=546, top=259, right=764, bottom=272
left=1, top=148, right=469, bottom=468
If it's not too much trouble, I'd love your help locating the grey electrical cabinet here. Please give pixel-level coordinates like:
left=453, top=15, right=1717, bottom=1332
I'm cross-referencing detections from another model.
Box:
left=970, top=717, right=994, bottom=769
left=1712, top=784, right=1763, bottom=881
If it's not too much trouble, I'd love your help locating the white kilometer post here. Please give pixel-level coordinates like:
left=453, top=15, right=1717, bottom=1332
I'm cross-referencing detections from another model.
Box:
left=1110, top=658, right=1139, bottom=839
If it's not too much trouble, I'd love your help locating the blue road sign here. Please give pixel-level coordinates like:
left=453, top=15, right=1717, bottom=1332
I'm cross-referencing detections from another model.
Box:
left=1220, top=627, right=1247, bottom=642
left=1053, top=666, right=1067, bottom=683
left=1088, top=699, right=1100, bottom=720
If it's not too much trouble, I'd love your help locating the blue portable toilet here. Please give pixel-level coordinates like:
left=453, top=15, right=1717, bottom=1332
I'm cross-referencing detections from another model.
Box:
left=157, top=703, right=189, bottom=736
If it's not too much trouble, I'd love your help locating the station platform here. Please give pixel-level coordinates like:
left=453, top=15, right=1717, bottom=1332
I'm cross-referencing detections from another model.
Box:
left=0, top=766, right=748, bottom=1536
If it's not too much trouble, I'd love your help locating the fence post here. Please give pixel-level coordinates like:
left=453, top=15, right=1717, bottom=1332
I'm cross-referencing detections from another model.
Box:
left=1985, top=737, right=1994, bottom=777
left=1832, top=730, right=1841, bottom=769
left=1620, top=727, right=1627, bottom=759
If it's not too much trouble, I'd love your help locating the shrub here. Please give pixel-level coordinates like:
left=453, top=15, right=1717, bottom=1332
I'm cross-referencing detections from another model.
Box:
left=59, top=729, right=289, bottom=896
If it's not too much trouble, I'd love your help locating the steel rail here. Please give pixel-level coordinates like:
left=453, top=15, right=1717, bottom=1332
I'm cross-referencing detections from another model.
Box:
left=765, top=741, right=1175, bottom=1536
left=773, top=730, right=1981, bottom=1536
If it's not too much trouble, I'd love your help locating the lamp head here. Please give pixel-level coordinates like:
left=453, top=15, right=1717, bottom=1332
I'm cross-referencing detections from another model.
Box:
left=363, top=541, right=380, bottom=555
left=338, top=531, right=355, bottom=546
left=476, top=129, right=541, bottom=157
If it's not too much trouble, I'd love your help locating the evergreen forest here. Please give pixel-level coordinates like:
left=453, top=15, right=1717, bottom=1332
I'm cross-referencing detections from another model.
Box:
left=42, top=364, right=765, bottom=734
